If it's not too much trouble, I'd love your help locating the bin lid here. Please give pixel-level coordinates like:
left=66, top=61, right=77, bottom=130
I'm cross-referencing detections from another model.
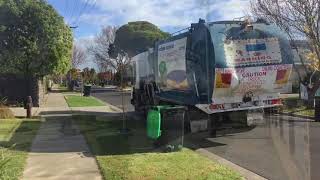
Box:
left=147, top=109, right=161, bottom=139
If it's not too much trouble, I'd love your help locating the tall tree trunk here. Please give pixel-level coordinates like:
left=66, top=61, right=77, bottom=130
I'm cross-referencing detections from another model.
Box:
left=24, top=74, right=32, bottom=107
left=307, top=90, right=315, bottom=108
left=307, top=83, right=320, bottom=120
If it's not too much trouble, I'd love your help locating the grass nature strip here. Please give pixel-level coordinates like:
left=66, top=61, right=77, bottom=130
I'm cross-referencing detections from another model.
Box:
left=75, top=115, right=242, bottom=180
left=0, top=119, right=41, bottom=180
left=65, top=95, right=105, bottom=107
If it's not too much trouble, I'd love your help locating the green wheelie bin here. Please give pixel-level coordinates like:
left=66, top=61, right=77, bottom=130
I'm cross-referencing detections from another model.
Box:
left=147, top=105, right=186, bottom=152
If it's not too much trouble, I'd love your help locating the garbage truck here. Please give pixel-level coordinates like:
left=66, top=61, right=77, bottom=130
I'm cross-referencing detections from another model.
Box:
left=130, top=19, right=293, bottom=133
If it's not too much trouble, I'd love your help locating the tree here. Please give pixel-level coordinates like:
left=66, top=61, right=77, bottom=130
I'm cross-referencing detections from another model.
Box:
left=89, top=26, right=117, bottom=72
left=81, top=67, right=96, bottom=84
left=97, top=71, right=113, bottom=86
left=66, top=68, right=80, bottom=90
left=0, top=0, right=73, bottom=76
left=0, top=0, right=73, bottom=95
left=113, top=21, right=170, bottom=58
left=90, top=26, right=131, bottom=86
left=109, top=21, right=170, bottom=86
left=72, top=44, right=86, bottom=68
left=90, top=22, right=169, bottom=86
left=251, top=0, right=320, bottom=104
left=68, top=68, right=80, bottom=81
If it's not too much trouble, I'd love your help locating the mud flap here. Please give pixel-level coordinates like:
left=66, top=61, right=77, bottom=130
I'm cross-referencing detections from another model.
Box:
left=190, top=119, right=208, bottom=133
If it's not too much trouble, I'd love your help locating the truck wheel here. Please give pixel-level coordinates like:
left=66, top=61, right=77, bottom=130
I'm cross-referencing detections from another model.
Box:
left=134, top=104, right=140, bottom=112
left=184, top=111, right=191, bottom=133
left=209, top=114, right=219, bottom=137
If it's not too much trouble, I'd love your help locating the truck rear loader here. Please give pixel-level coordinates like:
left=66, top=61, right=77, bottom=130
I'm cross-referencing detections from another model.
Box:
left=130, top=19, right=294, bottom=133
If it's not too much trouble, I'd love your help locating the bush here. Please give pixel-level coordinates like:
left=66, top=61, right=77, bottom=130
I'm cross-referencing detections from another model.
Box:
left=0, top=106, right=14, bottom=119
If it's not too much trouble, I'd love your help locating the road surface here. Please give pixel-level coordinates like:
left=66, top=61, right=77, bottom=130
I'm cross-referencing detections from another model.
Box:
left=187, top=113, right=320, bottom=180
left=91, top=87, right=134, bottom=112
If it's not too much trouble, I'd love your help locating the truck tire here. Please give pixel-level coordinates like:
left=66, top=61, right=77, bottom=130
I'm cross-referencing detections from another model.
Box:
left=209, top=114, right=219, bottom=137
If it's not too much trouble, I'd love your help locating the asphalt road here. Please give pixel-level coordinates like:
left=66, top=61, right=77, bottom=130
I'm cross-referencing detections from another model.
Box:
left=189, top=114, right=320, bottom=180
left=91, top=87, right=134, bottom=112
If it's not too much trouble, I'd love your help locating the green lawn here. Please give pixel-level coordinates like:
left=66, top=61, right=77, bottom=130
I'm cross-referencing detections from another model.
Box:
left=0, top=119, right=41, bottom=180
left=57, top=85, right=68, bottom=91
left=283, top=106, right=314, bottom=117
left=61, top=91, right=80, bottom=95
left=281, top=97, right=315, bottom=117
left=75, top=115, right=242, bottom=180
left=64, top=95, right=105, bottom=107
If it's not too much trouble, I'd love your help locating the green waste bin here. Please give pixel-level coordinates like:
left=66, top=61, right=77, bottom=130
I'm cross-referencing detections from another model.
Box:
left=147, top=105, right=186, bottom=152
left=147, top=106, right=162, bottom=139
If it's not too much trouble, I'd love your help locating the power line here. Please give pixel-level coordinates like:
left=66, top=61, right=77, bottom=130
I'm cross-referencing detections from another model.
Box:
left=87, top=0, right=97, bottom=14
left=64, top=0, right=69, bottom=18
left=74, top=0, right=97, bottom=27
left=69, top=0, right=79, bottom=25
left=74, top=0, right=82, bottom=25
left=74, top=0, right=92, bottom=26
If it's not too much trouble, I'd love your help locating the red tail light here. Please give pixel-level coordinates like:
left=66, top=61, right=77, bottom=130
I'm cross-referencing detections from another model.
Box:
left=271, top=99, right=282, bottom=105
left=221, top=73, right=232, bottom=85
left=276, top=70, right=287, bottom=81
left=275, top=69, right=289, bottom=84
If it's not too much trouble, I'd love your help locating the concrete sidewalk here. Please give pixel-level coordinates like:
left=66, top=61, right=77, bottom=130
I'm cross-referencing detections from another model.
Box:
left=22, top=116, right=102, bottom=180
left=10, top=92, right=70, bottom=117
left=10, top=91, right=122, bottom=118
left=19, top=91, right=123, bottom=180
left=43, top=92, right=69, bottom=108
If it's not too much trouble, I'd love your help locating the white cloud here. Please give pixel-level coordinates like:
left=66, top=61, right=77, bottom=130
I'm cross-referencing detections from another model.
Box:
left=74, top=35, right=97, bottom=69
left=79, top=0, right=250, bottom=29
left=210, top=0, right=251, bottom=20
left=78, top=13, right=116, bottom=26
left=74, top=35, right=95, bottom=51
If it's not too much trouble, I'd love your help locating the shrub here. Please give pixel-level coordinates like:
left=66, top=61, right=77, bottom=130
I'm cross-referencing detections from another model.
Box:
left=0, top=106, right=14, bottom=119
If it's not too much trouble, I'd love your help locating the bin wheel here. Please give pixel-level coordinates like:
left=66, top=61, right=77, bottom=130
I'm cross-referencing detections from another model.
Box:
left=176, top=145, right=183, bottom=151
left=165, top=145, right=174, bottom=152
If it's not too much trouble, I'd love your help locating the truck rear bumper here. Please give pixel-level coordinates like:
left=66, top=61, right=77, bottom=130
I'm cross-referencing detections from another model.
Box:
left=195, top=103, right=281, bottom=114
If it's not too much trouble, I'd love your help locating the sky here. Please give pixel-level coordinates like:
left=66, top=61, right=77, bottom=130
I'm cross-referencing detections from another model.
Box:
left=47, top=0, right=250, bottom=69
